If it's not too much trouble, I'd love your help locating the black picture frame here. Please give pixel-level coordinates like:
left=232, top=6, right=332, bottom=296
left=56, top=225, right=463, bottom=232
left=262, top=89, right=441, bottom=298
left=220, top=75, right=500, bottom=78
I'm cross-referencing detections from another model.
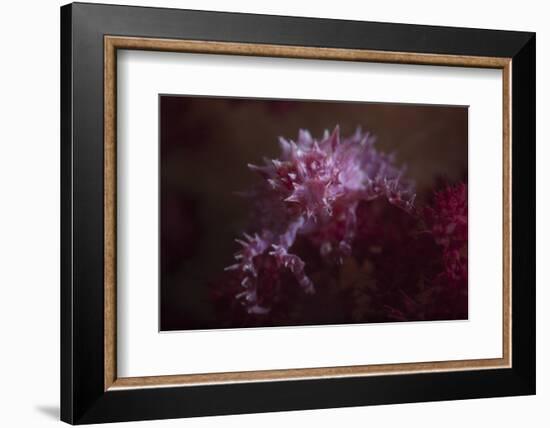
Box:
left=61, top=2, right=535, bottom=424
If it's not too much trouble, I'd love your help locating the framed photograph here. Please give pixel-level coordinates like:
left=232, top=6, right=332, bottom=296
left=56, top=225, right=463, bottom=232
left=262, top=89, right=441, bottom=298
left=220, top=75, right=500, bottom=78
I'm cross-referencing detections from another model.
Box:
left=60, top=2, right=535, bottom=424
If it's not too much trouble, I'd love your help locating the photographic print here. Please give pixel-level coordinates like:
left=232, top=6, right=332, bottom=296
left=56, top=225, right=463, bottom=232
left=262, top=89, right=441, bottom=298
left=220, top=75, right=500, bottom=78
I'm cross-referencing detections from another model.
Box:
left=160, top=95, right=468, bottom=331
left=62, top=6, right=534, bottom=422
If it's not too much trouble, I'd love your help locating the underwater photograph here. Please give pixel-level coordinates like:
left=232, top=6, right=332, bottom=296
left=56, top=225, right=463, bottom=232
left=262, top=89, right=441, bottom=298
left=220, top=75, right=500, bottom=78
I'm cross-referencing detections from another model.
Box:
left=160, top=95, right=468, bottom=331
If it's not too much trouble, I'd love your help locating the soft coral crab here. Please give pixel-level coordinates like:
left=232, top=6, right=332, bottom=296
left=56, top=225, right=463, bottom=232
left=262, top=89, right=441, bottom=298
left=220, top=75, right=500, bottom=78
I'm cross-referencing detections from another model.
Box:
left=225, top=126, right=416, bottom=314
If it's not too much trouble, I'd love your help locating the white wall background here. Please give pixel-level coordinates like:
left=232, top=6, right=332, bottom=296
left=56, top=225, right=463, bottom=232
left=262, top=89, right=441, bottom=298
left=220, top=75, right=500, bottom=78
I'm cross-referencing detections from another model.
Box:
left=0, top=0, right=546, bottom=426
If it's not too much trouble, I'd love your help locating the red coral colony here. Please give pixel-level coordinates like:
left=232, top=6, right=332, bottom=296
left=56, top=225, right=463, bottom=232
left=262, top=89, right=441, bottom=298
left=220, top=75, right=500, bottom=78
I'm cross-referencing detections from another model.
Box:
left=210, top=126, right=468, bottom=328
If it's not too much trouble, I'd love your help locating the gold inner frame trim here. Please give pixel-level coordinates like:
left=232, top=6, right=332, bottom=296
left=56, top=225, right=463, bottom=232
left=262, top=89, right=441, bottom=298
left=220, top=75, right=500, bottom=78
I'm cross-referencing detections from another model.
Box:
left=104, top=35, right=512, bottom=391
